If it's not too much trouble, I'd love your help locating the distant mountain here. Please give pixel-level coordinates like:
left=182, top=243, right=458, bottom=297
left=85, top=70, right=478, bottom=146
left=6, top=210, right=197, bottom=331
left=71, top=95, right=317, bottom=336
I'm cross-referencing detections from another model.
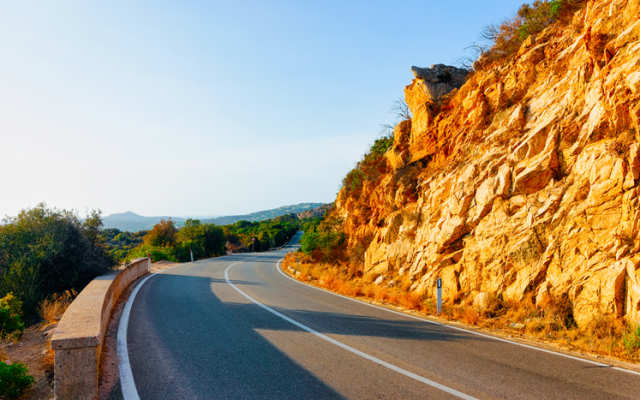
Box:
left=200, top=203, right=325, bottom=226
left=102, top=203, right=326, bottom=232
left=102, top=211, right=186, bottom=232
left=296, top=203, right=332, bottom=219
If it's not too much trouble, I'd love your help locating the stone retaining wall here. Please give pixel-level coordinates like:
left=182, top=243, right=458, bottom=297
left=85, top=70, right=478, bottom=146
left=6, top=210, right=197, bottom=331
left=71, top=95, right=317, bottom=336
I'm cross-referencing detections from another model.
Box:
left=51, top=258, right=150, bottom=400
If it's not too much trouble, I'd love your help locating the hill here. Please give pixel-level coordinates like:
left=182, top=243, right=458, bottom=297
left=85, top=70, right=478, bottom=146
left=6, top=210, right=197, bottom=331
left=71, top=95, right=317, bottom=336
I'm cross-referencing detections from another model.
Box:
left=296, top=203, right=332, bottom=219
left=201, top=203, right=325, bottom=226
left=101, top=211, right=186, bottom=232
left=103, top=203, right=325, bottom=232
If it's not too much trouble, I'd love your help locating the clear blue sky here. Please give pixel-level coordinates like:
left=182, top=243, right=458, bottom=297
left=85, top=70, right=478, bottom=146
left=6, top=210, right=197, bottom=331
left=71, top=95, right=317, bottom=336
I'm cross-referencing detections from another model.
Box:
left=1, top=0, right=525, bottom=218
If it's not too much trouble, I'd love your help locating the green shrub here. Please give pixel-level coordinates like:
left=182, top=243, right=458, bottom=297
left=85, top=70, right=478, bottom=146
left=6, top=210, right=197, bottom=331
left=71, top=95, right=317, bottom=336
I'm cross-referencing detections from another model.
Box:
left=126, top=244, right=176, bottom=263
left=368, top=135, right=393, bottom=158
left=342, top=135, right=393, bottom=194
left=0, top=361, right=34, bottom=399
left=343, top=169, right=365, bottom=192
left=0, top=204, right=112, bottom=320
left=101, top=228, right=146, bottom=263
left=0, top=293, right=24, bottom=340
left=475, top=0, right=586, bottom=69
left=516, top=0, right=562, bottom=39
left=623, top=326, right=640, bottom=354
left=300, top=216, right=345, bottom=262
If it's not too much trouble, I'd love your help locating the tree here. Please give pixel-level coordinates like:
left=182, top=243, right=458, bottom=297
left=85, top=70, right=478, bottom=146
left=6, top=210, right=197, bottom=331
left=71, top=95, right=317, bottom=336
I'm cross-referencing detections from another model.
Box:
left=0, top=204, right=111, bottom=319
left=82, top=209, right=103, bottom=247
left=203, top=225, right=226, bottom=256
left=144, top=219, right=177, bottom=247
left=380, top=98, right=411, bottom=136
left=391, top=97, right=411, bottom=121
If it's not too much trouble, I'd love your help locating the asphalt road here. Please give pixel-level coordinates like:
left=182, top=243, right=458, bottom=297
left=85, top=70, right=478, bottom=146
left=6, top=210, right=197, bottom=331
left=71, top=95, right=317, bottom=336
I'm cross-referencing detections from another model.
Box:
left=125, top=233, right=640, bottom=399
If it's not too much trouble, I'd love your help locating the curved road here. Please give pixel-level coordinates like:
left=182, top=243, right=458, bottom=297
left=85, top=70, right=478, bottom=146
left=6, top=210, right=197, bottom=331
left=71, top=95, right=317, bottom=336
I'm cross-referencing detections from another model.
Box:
left=123, top=233, right=640, bottom=399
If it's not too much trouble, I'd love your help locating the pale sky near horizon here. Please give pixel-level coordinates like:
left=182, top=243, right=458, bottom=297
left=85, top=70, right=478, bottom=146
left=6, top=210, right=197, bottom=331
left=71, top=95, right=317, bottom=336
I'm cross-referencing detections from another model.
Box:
left=1, top=1, right=525, bottom=218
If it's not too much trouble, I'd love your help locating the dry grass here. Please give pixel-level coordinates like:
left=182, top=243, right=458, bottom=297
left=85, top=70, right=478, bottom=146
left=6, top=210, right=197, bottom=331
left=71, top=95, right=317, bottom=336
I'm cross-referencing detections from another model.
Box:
left=39, top=290, right=76, bottom=325
left=42, top=341, right=54, bottom=374
left=397, top=292, right=422, bottom=311
left=282, top=252, right=640, bottom=363
left=37, top=290, right=76, bottom=378
left=459, top=307, right=480, bottom=326
left=282, top=252, right=425, bottom=312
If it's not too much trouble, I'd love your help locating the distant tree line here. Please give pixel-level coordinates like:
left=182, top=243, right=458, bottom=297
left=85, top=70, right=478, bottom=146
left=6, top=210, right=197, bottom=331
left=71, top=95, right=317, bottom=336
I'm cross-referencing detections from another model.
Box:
left=0, top=203, right=304, bottom=326
left=101, top=228, right=147, bottom=262
left=126, top=214, right=300, bottom=263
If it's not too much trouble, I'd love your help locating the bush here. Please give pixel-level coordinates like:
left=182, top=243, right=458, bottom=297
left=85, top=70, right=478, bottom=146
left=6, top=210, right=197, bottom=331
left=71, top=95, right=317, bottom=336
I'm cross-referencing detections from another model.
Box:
left=0, top=361, right=34, bottom=399
left=342, top=135, right=393, bottom=194
left=144, top=219, right=177, bottom=247
left=0, top=205, right=112, bottom=320
left=126, top=244, right=176, bottom=263
left=623, top=326, right=640, bottom=354
left=101, top=229, right=146, bottom=263
left=300, top=216, right=345, bottom=262
left=0, top=293, right=24, bottom=340
left=475, top=0, right=586, bottom=69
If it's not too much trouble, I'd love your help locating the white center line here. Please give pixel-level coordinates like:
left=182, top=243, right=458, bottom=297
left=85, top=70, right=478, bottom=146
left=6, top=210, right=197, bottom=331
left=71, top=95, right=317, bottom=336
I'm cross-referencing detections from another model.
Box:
left=225, top=261, right=478, bottom=400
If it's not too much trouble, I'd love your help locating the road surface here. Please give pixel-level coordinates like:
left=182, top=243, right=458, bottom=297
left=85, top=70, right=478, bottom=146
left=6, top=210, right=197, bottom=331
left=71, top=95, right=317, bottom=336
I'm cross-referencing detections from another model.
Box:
left=123, top=232, right=640, bottom=399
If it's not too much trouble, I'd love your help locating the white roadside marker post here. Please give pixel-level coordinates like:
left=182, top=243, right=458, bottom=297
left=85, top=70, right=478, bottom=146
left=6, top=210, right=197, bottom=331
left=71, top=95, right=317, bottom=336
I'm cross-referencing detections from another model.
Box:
left=190, top=248, right=194, bottom=263
left=437, top=278, right=442, bottom=315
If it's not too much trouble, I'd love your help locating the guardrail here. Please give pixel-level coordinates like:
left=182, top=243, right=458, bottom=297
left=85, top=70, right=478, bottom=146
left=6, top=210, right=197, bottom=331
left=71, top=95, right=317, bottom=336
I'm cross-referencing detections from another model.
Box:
left=51, top=257, right=150, bottom=400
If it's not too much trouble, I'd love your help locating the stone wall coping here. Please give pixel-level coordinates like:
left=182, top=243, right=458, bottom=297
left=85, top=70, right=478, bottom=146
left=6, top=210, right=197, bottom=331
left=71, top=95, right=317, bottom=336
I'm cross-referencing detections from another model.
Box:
left=51, top=257, right=148, bottom=350
left=52, top=257, right=150, bottom=399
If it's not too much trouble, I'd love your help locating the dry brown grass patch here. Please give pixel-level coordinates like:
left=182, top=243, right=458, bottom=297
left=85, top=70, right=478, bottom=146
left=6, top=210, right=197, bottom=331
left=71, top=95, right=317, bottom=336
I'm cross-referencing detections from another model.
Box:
left=397, top=292, right=422, bottom=311
left=459, top=307, right=480, bottom=326
left=39, top=290, right=76, bottom=324
left=281, top=252, right=640, bottom=363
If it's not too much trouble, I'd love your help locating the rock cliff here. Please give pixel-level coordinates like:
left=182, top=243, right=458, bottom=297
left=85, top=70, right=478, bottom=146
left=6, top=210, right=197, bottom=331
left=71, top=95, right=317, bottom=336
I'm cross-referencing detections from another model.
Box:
left=334, top=0, right=640, bottom=328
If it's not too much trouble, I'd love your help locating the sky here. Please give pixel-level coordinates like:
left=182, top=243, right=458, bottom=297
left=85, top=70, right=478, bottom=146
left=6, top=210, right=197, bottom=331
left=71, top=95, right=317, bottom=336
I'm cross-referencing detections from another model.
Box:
left=1, top=0, right=525, bottom=218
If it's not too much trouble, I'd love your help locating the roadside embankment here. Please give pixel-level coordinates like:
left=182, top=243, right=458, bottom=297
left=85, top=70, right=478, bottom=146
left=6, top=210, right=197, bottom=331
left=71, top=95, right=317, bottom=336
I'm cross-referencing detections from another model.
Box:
left=51, top=258, right=150, bottom=400
left=280, top=253, right=640, bottom=368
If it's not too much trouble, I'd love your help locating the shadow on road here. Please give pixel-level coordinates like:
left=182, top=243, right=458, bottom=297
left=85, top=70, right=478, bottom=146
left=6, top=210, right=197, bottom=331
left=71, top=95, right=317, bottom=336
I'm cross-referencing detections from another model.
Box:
left=130, top=230, right=482, bottom=399
left=129, top=272, right=346, bottom=400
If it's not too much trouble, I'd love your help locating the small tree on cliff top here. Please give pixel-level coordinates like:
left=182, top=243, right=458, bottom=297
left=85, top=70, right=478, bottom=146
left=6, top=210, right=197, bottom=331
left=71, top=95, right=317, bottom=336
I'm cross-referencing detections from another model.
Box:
left=144, top=219, right=178, bottom=247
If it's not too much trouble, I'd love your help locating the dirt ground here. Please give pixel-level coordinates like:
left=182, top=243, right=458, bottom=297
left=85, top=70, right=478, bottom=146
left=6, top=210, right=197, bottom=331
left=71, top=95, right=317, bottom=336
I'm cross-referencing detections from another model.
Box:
left=1, top=322, right=55, bottom=400
left=149, top=260, right=179, bottom=273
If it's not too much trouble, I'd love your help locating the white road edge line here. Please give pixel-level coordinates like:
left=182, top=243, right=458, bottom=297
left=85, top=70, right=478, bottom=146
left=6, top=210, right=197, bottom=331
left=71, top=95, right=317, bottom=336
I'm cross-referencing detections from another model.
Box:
left=225, top=262, right=478, bottom=400
left=275, top=257, right=640, bottom=377
left=118, top=273, right=157, bottom=400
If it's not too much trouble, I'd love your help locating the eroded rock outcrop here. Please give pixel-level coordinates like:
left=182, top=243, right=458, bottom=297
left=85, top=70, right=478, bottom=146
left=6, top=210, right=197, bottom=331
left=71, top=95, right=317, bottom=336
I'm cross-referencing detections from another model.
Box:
left=336, top=0, right=640, bottom=328
left=410, top=64, right=469, bottom=100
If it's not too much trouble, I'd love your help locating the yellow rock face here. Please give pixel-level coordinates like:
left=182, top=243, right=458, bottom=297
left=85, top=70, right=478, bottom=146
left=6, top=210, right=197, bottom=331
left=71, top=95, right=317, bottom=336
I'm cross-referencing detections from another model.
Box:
left=336, top=0, right=640, bottom=328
